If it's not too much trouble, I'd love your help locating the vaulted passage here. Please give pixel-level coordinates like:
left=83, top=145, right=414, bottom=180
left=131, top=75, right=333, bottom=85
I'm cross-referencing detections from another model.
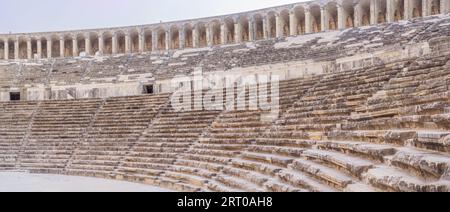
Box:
left=224, top=18, right=235, bottom=44
left=325, top=2, right=338, bottom=30
left=170, top=26, right=180, bottom=49
left=254, top=14, right=264, bottom=40
left=144, top=29, right=153, bottom=51
left=183, top=25, right=193, bottom=48
left=342, top=0, right=355, bottom=28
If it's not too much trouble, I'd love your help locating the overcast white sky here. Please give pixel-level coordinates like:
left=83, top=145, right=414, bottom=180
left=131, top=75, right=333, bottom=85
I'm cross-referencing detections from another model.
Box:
left=0, top=0, right=309, bottom=34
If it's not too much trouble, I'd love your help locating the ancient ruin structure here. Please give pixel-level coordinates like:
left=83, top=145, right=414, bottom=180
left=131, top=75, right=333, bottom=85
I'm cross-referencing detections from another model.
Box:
left=1, top=0, right=450, bottom=192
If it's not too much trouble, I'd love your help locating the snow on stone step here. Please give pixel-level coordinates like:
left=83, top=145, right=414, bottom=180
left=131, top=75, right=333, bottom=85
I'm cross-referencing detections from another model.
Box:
left=362, top=166, right=450, bottom=192
left=389, top=147, right=450, bottom=179
left=289, top=159, right=355, bottom=190
left=302, top=149, right=374, bottom=176
left=317, top=140, right=398, bottom=161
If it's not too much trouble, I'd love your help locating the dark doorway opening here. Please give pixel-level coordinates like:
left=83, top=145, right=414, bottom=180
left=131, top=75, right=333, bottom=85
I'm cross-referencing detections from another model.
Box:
left=10, top=92, right=20, bottom=101
left=144, top=85, right=154, bottom=94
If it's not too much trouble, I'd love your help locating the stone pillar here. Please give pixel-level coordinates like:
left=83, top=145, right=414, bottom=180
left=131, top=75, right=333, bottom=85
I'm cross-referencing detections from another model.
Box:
left=27, top=39, right=32, bottom=60
left=37, top=39, right=42, bottom=59
left=337, top=4, right=346, bottom=29
left=14, top=39, right=19, bottom=60
left=275, top=15, right=283, bottom=37
left=321, top=7, right=328, bottom=31
left=112, top=33, right=118, bottom=54
left=423, top=0, right=431, bottom=16
left=94, top=32, right=105, bottom=55
left=4, top=40, right=8, bottom=60
left=404, top=0, right=412, bottom=20
left=220, top=23, right=227, bottom=44
left=165, top=30, right=171, bottom=50
left=152, top=31, right=158, bottom=51
left=289, top=11, right=298, bottom=36
left=263, top=17, right=268, bottom=39
left=138, top=31, right=145, bottom=53
left=386, top=0, right=395, bottom=22
left=125, top=32, right=131, bottom=53
left=249, top=18, right=256, bottom=41
left=85, top=34, right=92, bottom=55
left=179, top=27, right=186, bottom=49
left=72, top=37, right=78, bottom=57
left=206, top=26, right=213, bottom=46
left=192, top=26, right=200, bottom=48
left=370, top=0, right=378, bottom=25
left=442, top=0, right=450, bottom=14
left=47, top=38, right=52, bottom=58
left=235, top=23, right=242, bottom=43
left=305, top=9, right=312, bottom=33
left=60, top=37, right=65, bottom=58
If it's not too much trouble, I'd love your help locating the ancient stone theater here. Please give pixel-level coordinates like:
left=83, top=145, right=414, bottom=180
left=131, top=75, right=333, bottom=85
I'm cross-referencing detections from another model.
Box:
left=1, top=0, right=450, bottom=192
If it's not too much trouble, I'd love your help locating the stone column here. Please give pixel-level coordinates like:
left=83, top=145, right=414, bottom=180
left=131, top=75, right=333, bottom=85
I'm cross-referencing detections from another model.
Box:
left=47, top=38, right=52, bottom=58
left=263, top=17, right=268, bottom=39
left=112, top=33, right=118, bottom=54
left=289, top=11, right=298, bottom=36
left=192, top=26, right=200, bottom=48
left=179, top=27, right=186, bottom=49
left=165, top=30, right=171, bottom=50
left=386, top=0, right=395, bottom=22
left=60, top=37, right=65, bottom=58
left=4, top=40, right=8, bottom=60
left=85, top=34, right=92, bottom=55
left=235, top=23, right=242, bottom=43
left=206, top=26, right=213, bottom=46
left=37, top=39, right=42, bottom=59
left=27, top=39, right=32, bottom=60
left=220, top=23, right=227, bottom=45
left=370, top=0, right=378, bottom=25
left=305, top=9, right=312, bottom=33
left=337, top=4, right=346, bottom=29
left=442, top=0, right=450, bottom=14
left=404, top=0, right=412, bottom=20
left=138, top=30, right=145, bottom=53
left=275, top=15, right=283, bottom=37
left=97, top=34, right=103, bottom=55
left=14, top=39, right=19, bottom=60
left=423, top=0, right=431, bottom=16
left=321, top=7, right=328, bottom=31
left=249, top=18, right=256, bottom=41
left=125, top=32, right=131, bottom=53
left=152, top=30, right=158, bottom=51
left=72, top=37, right=78, bottom=57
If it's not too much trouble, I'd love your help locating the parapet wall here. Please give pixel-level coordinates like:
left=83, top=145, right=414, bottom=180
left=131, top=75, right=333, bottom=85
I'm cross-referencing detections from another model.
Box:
left=1, top=0, right=449, bottom=60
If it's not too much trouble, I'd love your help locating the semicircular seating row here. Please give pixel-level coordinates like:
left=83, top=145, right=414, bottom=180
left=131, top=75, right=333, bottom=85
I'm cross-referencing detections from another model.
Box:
left=1, top=49, right=450, bottom=192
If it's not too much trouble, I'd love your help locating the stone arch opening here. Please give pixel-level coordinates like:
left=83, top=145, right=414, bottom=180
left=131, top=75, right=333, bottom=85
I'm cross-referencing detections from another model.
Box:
left=143, top=29, right=152, bottom=52
left=90, top=33, right=99, bottom=55
left=280, top=10, right=290, bottom=36
left=183, top=24, right=193, bottom=48
left=394, top=0, right=405, bottom=21
left=342, top=0, right=355, bottom=28
left=239, top=16, right=250, bottom=42
left=51, top=35, right=60, bottom=58
left=156, top=27, right=166, bottom=51
left=431, top=0, right=441, bottom=15
left=294, top=6, right=306, bottom=35
left=196, top=23, right=207, bottom=47
left=170, top=25, right=180, bottom=49
left=412, top=0, right=423, bottom=18
left=40, top=37, right=48, bottom=58
left=359, top=0, right=371, bottom=26
left=377, top=0, right=387, bottom=23
left=326, top=2, right=338, bottom=30
left=8, top=40, right=14, bottom=60
left=267, top=12, right=277, bottom=38
left=253, top=14, right=264, bottom=40
left=130, top=29, right=139, bottom=53
left=76, top=34, right=86, bottom=56
left=116, top=31, right=126, bottom=54
left=210, top=20, right=221, bottom=45
left=31, top=38, right=38, bottom=59
left=224, top=18, right=235, bottom=44
left=310, top=4, right=322, bottom=32
left=18, top=37, right=27, bottom=59
left=63, top=35, right=73, bottom=57
left=0, top=41, right=4, bottom=60
left=103, top=32, right=113, bottom=55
